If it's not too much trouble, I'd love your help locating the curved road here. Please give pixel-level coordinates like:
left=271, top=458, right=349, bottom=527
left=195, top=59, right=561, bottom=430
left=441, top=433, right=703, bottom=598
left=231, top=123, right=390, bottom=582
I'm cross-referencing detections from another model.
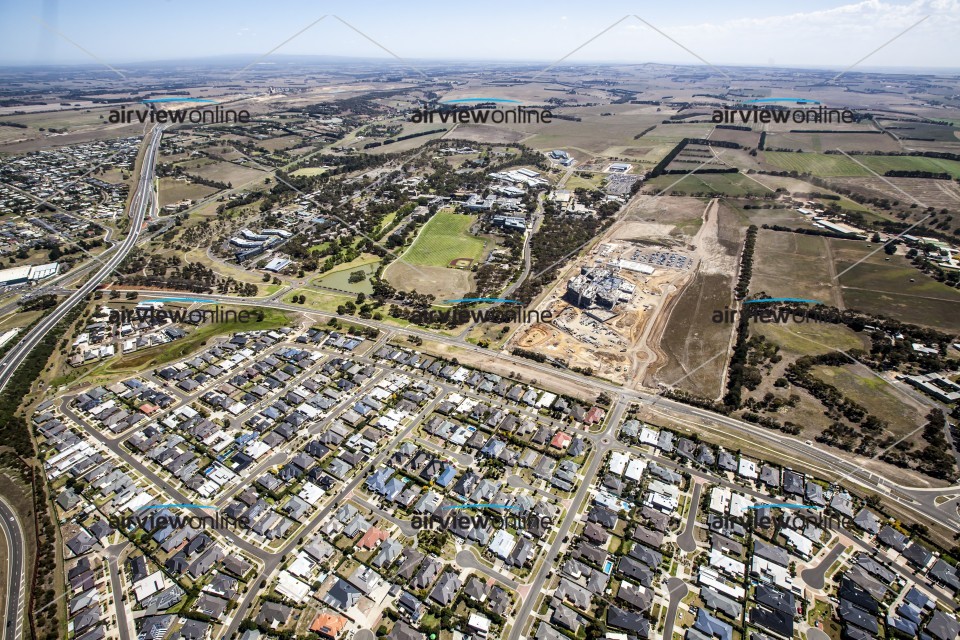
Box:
left=677, top=482, right=702, bottom=553
left=0, top=125, right=164, bottom=395
left=801, top=543, right=844, bottom=591
left=0, top=497, right=25, bottom=640
left=663, top=577, right=688, bottom=640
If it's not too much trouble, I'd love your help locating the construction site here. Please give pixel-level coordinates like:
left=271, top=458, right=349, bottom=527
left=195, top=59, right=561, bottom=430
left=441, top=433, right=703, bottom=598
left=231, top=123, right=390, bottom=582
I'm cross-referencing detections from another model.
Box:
left=510, top=239, right=695, bottom=385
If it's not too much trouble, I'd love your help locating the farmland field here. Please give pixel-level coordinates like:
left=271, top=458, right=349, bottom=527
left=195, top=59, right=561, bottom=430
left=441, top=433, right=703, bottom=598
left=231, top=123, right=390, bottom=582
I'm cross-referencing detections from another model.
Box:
left=400, top=212, right=487, bottom=267
left=190, top=160, right=267, bottom=185
left=643, top=172, right=771, bottom=197
left=762, top=151, right=960, bottom=178
left=752, top=322, right=868, bottom=357
left=651, top=272, right=736, bottom=398
left=157, top=178, right=218, bottom=207
left=763, top=131, right=902, bottom=153
left=876, top=119, right=960, bottom=142
left=709, top=128, right=761, bottom=148
left=830, top=176, right=960, bottom=232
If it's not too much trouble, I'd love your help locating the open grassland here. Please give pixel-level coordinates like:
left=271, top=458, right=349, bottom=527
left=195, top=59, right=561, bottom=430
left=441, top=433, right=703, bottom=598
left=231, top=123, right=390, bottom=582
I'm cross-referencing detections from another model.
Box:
left=291, top=167, right=329, bottom=177
left=286, top=288, right=349, bottom=312
left=812, top=364, right=926, bottom=439
left=750, top=229, right=842, bottom=305
left=258, top=135, right=304, bottom=151
left=564, top=172, right=607, bottom=190
left=752, top=322, right=868, bottom=356
left=829, top=238, right=960, bottom=333
left=522, top=108, right=669, bottom=156
left=157, top=178, right=218, bottom=207
left=443, top=125, right=526, bottom=145
left=401, top=212, right=487, bottom=267
left=744, top=322, right=893, bottom=450
left=602, top=143, right=676, bottom=165
left=0, top=309, right=43, bottom=334
left=383, top=260, right=474, bottom=301
left=842, top=288, right=960, bottom=333
left=189, top=160, right=267, bottom=185
left=762, top=151, right=960, bottom=178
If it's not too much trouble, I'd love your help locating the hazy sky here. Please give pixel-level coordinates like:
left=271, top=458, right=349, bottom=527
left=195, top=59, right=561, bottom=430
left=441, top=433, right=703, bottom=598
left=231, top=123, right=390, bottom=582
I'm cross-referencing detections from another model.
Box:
left=1, top=0, right=958, bottom=71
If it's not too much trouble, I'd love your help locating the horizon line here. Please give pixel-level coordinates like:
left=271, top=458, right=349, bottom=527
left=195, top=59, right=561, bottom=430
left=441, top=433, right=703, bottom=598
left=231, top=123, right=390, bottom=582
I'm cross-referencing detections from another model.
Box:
left=142, top=97, right=218, bottom=104
left=441, top=98, right=521, bottom=104
left=2, top=57, right=956, bottom=73
left=741, top=97, right=821, bottom=104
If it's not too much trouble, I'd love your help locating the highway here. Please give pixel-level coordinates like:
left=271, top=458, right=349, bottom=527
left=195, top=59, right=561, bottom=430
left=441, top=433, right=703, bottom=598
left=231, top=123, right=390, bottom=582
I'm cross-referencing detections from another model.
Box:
left=0, top=497, right=25, bottom=640
left=0, top=125, right=163, bottom=396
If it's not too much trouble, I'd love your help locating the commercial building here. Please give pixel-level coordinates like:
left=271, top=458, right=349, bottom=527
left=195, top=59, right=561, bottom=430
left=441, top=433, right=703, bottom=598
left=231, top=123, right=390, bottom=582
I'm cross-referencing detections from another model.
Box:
left=0, top=262, right=60, bottom=287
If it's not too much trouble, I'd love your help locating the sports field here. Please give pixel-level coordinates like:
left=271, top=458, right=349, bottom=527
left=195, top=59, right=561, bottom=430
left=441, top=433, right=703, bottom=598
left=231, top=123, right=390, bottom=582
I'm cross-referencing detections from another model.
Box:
left=402, top=212, right=487, bottom=267
left=763, top=152, right=960, bottom=178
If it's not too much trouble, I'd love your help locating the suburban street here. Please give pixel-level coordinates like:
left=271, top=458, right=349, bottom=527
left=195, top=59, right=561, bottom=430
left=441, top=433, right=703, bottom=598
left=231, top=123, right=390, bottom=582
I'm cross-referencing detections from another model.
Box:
left=507, top=400, right=627, bottom=640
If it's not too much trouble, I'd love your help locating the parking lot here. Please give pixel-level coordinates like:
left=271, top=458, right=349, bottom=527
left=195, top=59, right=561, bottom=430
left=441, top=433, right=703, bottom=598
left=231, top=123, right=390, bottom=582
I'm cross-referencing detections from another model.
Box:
left=629, top=249, right=692, bottom=270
